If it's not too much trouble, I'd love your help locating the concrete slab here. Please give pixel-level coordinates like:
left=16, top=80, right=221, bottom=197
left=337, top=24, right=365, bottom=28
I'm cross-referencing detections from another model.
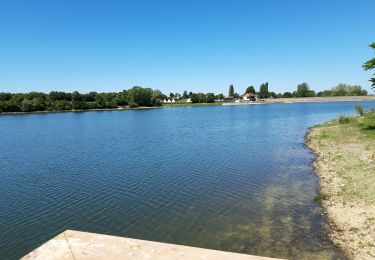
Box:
left=22, top=230, right=281, bottom=260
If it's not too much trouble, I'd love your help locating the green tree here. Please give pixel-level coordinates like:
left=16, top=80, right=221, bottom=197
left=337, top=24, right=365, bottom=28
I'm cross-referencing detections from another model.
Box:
left=245, top=86, right=256, bottom=94
left=259, top=82, right=269, bottom=99
left=182, top=90, right=188, bottom=98
left=190, top=93, right=207, bottom=103
left=21, top=99, right=33, bottom=112
left=116, top=91, right=128, bottom=106
left=329, top=84, right=367, bottom=96
left=228, top=84, right=234, bottom=97
left=363, top=42, right=375, bottom=89
left=206, top=93, right=216, bottom=103
left=190, top=93, right=200, bottom=103
left=0, top=93, right=12, bottom=101
left=31, top=97, right=46, bottom=111
left=72, top=91, right=84, bottom=110
left=127, top=86, right=155, bottom=107
left=295, top=83, right=315, bottom=97
left=152, top=89, right=166, bottom=101
left=282, top=92, right=292, bottom=98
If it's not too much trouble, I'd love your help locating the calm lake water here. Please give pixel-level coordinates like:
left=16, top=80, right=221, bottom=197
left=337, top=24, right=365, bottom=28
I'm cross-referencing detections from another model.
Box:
left=1, top=101, right=374, bottom=259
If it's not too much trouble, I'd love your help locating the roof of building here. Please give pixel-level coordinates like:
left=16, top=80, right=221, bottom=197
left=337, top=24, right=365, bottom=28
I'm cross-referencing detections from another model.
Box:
left=242, top=93, right=258, bottom=98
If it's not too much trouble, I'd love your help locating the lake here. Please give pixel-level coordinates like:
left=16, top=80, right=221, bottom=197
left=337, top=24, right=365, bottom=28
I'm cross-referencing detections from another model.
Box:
left=1, top=102, right=374, bottom=259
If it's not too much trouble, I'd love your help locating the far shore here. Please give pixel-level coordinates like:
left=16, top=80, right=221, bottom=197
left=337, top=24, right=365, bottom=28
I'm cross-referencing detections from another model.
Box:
left=223, top=95, right=375, bottom=106
left=266, top=95, right=375, bottom=103
left=307, top=115, right=375, bottom=259
left=1, top=96, right=374, bottom=115
left=0, top=106, right=161, bottom=116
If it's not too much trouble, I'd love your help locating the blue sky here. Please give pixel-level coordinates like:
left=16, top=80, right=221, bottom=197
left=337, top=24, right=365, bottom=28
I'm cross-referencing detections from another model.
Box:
left=0, top=0, right=374, bottom=94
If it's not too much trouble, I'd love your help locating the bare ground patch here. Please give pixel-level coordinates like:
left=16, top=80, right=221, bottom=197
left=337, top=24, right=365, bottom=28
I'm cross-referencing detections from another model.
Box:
left=307, top=117, right=375, bottom=259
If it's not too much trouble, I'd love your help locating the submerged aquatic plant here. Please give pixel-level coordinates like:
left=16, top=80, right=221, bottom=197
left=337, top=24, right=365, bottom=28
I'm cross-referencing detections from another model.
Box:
left=314, top=194, right=329, bottom=203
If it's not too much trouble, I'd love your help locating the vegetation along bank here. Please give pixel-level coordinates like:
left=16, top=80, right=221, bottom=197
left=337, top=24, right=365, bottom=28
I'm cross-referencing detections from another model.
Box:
left=307, top=106, right=375, bottom=259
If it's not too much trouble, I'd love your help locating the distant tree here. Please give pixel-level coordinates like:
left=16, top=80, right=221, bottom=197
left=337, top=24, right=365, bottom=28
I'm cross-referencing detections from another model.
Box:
left=31, top=97, right=46, bottom=111
left=71, top=91, right=84, bottom=110
left=245, top=86, right=256, bottom=94
left=190, top=93, right=199, bottom=103
left=116, top=90, right=128, bottom=106
left=269, top=92, right=276, bottom=98
left=363, top=42, right=375, bottom=89
left=0, top=92, right=12, bottom=101
left=206, top=93, right=216, bottom=103
left=182, top=90, right=188, bottom=98
left=169, top=93, right=174, bottom=99
left=259, top=82, right=270, bottom=99
left=229, top=84, right=234, bottom=97
left=329, top=84, right=367, bottom=96
left=198, top=93, right=207, bottom=103
left=295, top=83, right=316, bottom=97
left=282, top=92, right=292, bottom=98
left=152, top=89, right=166, bottom=100
left=127, top=86, right=155, bottom=107
left=190, top=93, right=208, bottom=103
left=317, top=90, right=333, bottom=97
left=190, top=93, right=205, bottom=103
left=95, top=94, right=106, bottom=108
left=217, top=93, right=224, bottom=100
left=84, top=92, right=97, bottom=102
left=21, top=99, right=33, bottom=112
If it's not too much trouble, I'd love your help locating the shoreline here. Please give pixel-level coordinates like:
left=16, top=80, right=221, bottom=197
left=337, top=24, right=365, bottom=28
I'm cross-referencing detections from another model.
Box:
left=306, top=116, right=375, bottom=259
left=1, top=96, right=374, bottom=115
left=0, top=106, right=161, bottom=116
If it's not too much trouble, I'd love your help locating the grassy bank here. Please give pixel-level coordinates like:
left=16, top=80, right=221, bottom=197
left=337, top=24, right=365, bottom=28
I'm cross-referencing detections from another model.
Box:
left=307, top=112, right=375, bottom=259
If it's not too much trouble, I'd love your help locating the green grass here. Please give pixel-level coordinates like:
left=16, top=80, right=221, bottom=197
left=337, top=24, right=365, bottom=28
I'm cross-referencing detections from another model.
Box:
left=318, top=132, right=330, bottom=140
left=350, top=227, right=360, bottom=233
left=361, top=113, right=375, bottom=130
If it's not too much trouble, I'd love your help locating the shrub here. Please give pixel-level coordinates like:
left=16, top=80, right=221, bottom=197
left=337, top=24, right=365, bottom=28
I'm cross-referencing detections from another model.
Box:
left=338, top=115, right=351, bottom=124
left=355, top=105, right=364, bottom=116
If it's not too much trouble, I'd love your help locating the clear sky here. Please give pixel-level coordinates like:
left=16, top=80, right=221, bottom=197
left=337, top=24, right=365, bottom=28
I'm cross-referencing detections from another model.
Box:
left=0, top=0, right=374, bottom=95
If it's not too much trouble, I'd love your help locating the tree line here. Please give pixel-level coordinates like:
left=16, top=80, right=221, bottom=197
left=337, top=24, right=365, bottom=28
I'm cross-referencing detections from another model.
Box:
left=0, top=82, right=371, bottom=113
left=226, top=82, right=368, bottom=99
left=0, top=86, right=165, bottom=113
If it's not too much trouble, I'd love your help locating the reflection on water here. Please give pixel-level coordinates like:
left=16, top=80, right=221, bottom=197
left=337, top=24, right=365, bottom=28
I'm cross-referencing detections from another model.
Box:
left=1, top=102, right=372, bottom=259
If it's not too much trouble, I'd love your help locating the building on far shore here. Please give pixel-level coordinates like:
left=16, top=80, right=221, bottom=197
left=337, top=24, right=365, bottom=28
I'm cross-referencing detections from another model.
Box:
left=177, top=98, right=192, bottom=103
left=162, top=99, right=176, bottom=103
left=241, top=93, right=259, bottom=102
left=223, top=96, right=235, bottom=102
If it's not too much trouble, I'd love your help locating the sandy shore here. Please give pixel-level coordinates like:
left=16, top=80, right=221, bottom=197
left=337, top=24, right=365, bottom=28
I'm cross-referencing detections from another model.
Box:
left=307, top=117, right=375, bottom=259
